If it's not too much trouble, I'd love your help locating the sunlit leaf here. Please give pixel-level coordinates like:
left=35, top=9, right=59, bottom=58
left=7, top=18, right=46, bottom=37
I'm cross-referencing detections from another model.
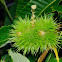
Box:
left=8, top=49, right=30, bottom=62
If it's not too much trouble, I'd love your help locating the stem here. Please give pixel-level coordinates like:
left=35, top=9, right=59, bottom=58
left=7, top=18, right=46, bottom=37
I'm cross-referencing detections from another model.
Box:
left=53, top=47, right=59, bottom=62
left=1, top=0, right=13, bottom=22
left=37, top=47, right=49, bottom=62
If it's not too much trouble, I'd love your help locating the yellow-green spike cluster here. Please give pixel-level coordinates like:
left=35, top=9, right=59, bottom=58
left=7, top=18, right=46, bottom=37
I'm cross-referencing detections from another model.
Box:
left=10, top=15, right=60, bottom=55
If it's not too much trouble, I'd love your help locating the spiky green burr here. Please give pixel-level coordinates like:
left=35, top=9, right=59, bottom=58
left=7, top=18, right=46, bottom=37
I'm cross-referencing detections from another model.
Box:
left=10, top=15, right=60, bottom=55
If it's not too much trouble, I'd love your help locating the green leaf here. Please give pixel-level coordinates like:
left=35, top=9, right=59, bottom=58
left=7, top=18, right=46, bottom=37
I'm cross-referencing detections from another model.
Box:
left=16, top=0, right=56, bottom=18
left=8, top=49, right=30, bottom=62
left=0, top=25, right=12, bottom=47
left=52, top=6, right=62, bottom=13
left=45, top=53, right=55, bottom=62
left=1, top=54, right=13, bottom=62
left=16, top=0, right=29, bottom=15
left=4, top=1, right=17, bottom=25
left=0, top=0, right=13, bottom=21
left=27, top=55, right=36, bottom=62
left=49, top=0, right=61, bottom=6
left=43, top=0, right=61, bottom=14
left=59, top=14, right=62, bottom=21
left=45, top=52, right=62, bottom=62
left=49, top=58, right=62, bottom=62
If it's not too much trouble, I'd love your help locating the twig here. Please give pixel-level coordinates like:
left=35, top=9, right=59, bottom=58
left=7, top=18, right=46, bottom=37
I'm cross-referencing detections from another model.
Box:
left=37, top=47, right=50, bottom=62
